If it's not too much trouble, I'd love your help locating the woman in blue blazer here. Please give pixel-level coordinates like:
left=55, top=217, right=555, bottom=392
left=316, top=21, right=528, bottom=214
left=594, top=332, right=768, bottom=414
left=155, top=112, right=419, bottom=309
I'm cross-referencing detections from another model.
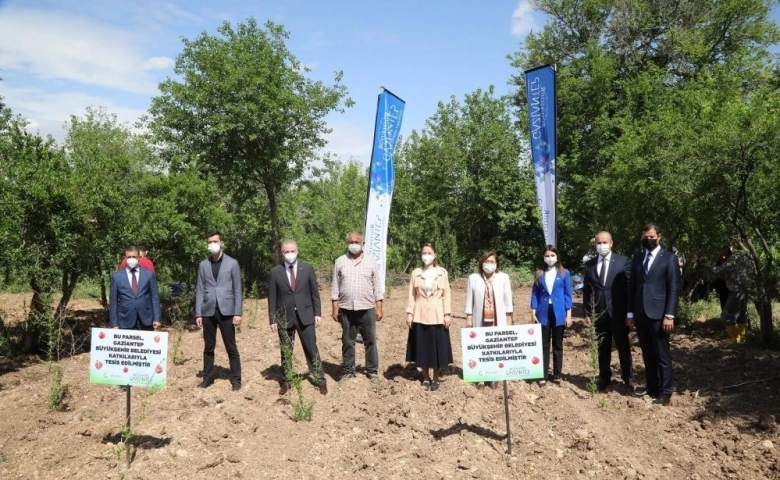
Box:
left=530, top=245, right=573, bottom=385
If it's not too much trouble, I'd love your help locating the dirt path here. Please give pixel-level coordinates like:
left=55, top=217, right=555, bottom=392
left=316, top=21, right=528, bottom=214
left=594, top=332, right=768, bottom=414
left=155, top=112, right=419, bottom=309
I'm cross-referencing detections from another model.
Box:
left=0, top=284, right=778, bottom=479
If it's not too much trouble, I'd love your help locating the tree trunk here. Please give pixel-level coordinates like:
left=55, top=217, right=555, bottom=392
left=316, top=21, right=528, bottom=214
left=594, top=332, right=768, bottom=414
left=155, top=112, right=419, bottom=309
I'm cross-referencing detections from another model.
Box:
left=24, top=276, right=49, bottom=354
left=55, top=269, right=80, bottom=320
left=266, top=183, right=281, bottom=266
left=95, top=257, right=109, bottom=322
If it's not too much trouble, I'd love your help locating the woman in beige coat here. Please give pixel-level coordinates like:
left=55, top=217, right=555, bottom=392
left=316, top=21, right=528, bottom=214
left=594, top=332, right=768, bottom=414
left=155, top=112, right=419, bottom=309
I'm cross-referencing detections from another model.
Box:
left=405, top=243, right=453, bottom=391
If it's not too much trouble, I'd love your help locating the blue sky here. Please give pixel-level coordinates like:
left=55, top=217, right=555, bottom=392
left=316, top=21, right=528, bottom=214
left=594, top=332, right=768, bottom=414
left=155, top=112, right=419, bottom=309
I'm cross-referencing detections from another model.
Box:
left=0, top=1, right=778, bottom=162
left=0, top=0, right=541, bottom=161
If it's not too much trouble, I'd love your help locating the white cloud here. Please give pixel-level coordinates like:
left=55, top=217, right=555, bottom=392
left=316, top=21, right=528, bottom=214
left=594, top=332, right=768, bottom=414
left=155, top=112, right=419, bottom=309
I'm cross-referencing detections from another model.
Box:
left=0, top=86, right=148, bottom=142
left=511, top=0, right=536, bottom=37
left=323, top=121, right=374, bottom=163
left=0, top=7, right=170, bottom=94
left=142, top=56, right=176, bottom=71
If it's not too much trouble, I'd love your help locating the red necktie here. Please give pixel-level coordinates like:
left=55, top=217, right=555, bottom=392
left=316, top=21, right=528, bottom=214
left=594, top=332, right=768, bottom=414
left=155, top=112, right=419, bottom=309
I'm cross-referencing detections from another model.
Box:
left=289, top=265, right=296, bottom=291
left=131, top=268, right=138, bottom=295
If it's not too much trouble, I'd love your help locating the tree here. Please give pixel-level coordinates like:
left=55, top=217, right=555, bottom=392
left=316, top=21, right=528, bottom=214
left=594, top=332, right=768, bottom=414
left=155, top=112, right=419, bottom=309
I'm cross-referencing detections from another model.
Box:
left=148, top=18, right=353, bottom=265
left=392, top=87, right=540, bottom=274
left=509, top=0, right=780, bottom=344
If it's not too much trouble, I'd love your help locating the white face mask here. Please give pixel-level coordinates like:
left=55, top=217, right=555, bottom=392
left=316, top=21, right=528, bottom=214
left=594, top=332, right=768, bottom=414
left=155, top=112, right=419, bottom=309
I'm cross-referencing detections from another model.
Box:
left=347, top=243, right=362, bottom=255
left=421, top=254, right=435, bottom=266
left=544, top=256, right=557, bottom=267
left=207, top=242, right=221, bottom=255
left=596, top=244, right=611, bottom=257
left=126, top=258, right=139, bottom=269
left=482, top=262, right=497, bottom=274
left=283, top=253, right=298, bottom=264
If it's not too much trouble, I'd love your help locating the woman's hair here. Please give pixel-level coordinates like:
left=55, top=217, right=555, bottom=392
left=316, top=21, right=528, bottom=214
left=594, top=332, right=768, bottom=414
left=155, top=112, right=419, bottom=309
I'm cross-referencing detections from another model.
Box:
left=534, top=245, right=565, bottom=283
left=477, top=251, right=500, bottom=273
left=420, top=242, right=439, bottom=267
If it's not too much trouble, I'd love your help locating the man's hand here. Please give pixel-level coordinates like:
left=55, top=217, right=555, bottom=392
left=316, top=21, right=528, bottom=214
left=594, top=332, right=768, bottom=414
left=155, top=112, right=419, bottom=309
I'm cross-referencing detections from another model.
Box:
left=270, top=323, right=278, bottom=333
left=506, top=314, right=512, bottom=326
left=531, top=313, right=539, bottom=324
left=444, top=314, right=452, bottom=329
left=233, top=316, right=242, bottom=326
left=315, top=316, right=322, bottom=328
left=565, top=316, right=572, bottom=329
left=195, top=317, right=203, bottom=328
left=662, top=316, right=674, bottom=333
left=625, top=317, right=634, bottom=331
left=406, top=313, right=413, bottom=329
left=376, top=305, right=384, bottom=322
left=465, top=315, right=473, bottom=328
left=332, top=310, right=340, bottom=323
left=153, top=321, right=162, bottom=331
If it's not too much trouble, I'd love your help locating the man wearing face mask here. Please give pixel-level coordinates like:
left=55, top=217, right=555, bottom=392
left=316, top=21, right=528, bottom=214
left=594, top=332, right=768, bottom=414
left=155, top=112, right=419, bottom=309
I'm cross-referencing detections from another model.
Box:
left=109, top=245, right=162, bottom=331
left=627, top=223, right=680, bottom=406
left=331, top=231, right=384, bottom=387
left=195, top=231, right=243, bottom=391
left=582, top=232, right=635, bottom=392
left=268, top=239, right=327, bottom=395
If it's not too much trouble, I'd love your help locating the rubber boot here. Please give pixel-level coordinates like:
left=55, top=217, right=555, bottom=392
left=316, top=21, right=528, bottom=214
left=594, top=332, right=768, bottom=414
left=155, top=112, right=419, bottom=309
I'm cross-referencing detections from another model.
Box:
left=735, top=324, right=747, bottom=344
left=726, top=324, right=739, bottom=344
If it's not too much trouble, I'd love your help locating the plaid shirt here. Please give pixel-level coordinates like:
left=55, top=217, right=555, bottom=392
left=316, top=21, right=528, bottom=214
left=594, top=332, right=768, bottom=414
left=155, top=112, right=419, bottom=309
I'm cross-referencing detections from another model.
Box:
left=331, top=253, right=383, bottom=310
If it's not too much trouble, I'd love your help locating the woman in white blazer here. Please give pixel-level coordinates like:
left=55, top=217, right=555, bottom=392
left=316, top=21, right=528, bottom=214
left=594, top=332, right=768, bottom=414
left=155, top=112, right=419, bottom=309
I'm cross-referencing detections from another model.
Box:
left=465, top=251, right=513, bottom=389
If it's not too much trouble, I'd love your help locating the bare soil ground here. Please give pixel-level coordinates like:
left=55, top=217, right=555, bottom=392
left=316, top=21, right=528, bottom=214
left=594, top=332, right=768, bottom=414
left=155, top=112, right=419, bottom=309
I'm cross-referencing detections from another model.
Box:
left=1, top=281, right=779, bottom=480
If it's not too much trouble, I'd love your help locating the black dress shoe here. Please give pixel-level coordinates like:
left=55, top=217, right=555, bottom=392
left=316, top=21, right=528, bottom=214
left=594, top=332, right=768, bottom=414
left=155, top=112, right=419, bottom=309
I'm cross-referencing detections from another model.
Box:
left=653, top=396, right=671, bottom=406
left=597, top=380, right=610, bottom=392
left=279, top=384, right=290, bottom=395
left=632, top=389, right=648, bottom=397
left=231, top=383, right=241, bottom=392
left=318, top=383, right=328, bottom=395
left=198, top=379, right=214, bottom=389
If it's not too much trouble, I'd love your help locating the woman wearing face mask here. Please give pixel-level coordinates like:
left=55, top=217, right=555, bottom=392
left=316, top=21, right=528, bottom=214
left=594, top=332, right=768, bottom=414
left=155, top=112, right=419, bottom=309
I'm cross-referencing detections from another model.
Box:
left=405, top=243, right=453, bottom=391
left=530, top=245, right=573, bottom=386
left=465, top=251, right=514, bottom=390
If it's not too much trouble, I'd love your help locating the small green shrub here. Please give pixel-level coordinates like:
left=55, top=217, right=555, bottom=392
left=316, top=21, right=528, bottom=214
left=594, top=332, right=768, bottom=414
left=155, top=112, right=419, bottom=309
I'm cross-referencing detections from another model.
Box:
left=47, top=363, right=69, bottom=411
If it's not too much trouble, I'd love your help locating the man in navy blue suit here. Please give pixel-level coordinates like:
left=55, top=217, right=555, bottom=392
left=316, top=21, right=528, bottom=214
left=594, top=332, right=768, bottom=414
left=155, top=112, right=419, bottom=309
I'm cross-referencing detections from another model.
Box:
left=109, top=245, right=162, bottom=331
left=627, top=223, right=680, bottom=406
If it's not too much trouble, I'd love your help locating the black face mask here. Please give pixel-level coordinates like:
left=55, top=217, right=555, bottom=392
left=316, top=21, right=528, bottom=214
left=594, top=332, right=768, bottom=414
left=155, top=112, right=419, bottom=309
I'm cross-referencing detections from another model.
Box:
left=641, top=238, right=658, bottom=251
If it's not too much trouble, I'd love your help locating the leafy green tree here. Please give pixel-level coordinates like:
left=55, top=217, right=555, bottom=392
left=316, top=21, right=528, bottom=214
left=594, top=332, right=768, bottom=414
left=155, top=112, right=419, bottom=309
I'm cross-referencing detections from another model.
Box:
left=148, top=18, right=353, bottom=265
left=392, top=87, right=540, bottom=274
left=509, top=0, right=780, bottom=344
left=279, top=156, right=368, bottom=268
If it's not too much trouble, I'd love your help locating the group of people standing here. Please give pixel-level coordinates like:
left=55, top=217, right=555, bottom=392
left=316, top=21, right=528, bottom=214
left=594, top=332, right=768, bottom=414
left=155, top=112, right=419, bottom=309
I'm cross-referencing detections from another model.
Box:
left=109, top=223, right=681, bottom=406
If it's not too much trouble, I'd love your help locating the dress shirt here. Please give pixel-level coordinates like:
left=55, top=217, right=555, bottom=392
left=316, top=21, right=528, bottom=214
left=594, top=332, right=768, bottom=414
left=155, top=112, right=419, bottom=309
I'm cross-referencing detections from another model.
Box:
left=544, top=268, right=557, bottom=304
left=644, top=245, right=661, bottom=271
left=126, top=267, right=138, bottom=287
left=597, top=252, right=611, bottom=279
left=285, top=261, right=297, bottom=287
left=331, top=253, right=383, bottom=310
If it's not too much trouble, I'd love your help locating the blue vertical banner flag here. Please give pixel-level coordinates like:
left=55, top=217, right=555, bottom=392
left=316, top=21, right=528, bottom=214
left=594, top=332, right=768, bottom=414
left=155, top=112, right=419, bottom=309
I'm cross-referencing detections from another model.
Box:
left=524, top=65, right=557, bottom=247
left=364, top=89, right=405, bottom=295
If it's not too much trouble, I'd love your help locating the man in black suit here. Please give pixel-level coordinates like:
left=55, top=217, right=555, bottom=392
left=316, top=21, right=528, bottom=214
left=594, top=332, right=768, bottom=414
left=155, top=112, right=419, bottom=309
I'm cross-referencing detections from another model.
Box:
left=268, top=239, right=327, bottom=396
left=583, top=231, right=635, bottom=392
left=627, top=223, right=680, bottom=406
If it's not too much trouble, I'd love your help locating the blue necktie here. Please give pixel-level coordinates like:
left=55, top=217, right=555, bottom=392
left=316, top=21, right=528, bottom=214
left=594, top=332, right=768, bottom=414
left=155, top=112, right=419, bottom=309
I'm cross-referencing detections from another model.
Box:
left=643, top=253, right=652, bottom=276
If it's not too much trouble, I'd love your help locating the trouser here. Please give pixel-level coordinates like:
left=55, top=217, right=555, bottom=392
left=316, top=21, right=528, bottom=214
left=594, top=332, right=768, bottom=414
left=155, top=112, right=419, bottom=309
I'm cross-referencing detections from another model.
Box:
left=595, top=311, right=635, bottom=384
left=202, top=308, right=241, bottom=384
left=541, top=309, right=564, bottom=378
left=340, top=308, right=378, bottom=375
left=721, top=290, right=748, bottom=325
left=278, top=312, right=325, bottom=385
left=634, top=314, right=673, bottom=397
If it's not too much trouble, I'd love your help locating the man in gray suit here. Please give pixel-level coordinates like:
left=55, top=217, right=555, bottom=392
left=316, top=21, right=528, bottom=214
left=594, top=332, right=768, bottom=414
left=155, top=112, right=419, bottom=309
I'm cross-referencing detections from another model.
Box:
left=195, top=231, right=243, bottom=391
left=268, top=240, right=327, bottom=395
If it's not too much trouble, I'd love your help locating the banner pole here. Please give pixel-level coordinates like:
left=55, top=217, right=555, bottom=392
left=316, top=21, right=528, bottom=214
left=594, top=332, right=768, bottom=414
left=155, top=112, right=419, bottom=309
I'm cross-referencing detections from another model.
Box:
left=126, top=385, right=131, bottom=467
left=503, top=380, right=512, bottom=455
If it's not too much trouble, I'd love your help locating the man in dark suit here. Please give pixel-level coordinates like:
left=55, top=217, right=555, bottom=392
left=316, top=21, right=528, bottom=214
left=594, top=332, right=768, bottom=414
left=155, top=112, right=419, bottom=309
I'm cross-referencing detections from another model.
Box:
left=195, top=231, right=243, bottom=391
left=582, top=231, right=635, bottom=392
left=627, top=223, right=680, bottom=406
left=268, top=239, right=327, bottom=396
left=109, top=245, right=162, bottom=331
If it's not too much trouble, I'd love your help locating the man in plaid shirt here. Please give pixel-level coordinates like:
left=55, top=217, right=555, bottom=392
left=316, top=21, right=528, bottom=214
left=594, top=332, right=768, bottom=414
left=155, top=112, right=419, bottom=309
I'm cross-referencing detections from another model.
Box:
left=331, top=231, right=384, bottom=386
